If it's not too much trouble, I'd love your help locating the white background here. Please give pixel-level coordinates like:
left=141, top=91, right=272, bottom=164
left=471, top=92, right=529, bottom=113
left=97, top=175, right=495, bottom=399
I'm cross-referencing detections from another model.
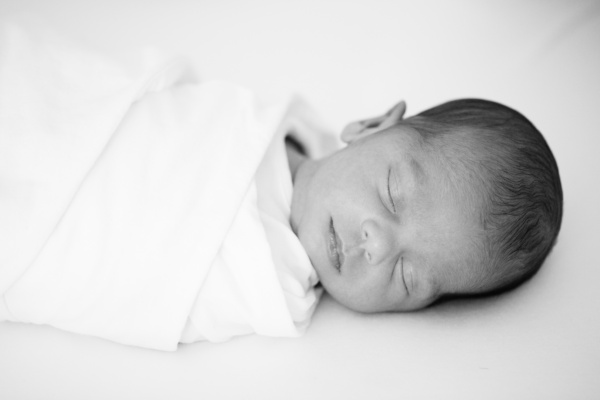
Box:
left=1, top=0, right=599, bottom=399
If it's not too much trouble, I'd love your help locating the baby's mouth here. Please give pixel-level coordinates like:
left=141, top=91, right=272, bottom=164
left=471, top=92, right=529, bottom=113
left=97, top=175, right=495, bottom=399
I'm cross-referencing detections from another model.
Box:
left=328, top=218, right=343, bottom=272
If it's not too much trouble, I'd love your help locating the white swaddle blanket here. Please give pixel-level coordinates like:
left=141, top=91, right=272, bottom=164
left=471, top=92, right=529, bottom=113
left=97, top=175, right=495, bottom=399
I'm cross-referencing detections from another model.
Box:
left=0, top=24, right=337, bottom=350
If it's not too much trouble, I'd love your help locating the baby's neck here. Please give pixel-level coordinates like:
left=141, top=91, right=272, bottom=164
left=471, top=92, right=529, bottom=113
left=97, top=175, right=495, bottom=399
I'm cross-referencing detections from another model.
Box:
left=285, top=136, right=307, bottom=184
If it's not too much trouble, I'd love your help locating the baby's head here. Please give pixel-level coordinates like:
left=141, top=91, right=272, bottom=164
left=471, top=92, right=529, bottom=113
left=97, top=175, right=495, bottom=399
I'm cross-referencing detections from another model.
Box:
left=290, top=99, right=562, bottom=312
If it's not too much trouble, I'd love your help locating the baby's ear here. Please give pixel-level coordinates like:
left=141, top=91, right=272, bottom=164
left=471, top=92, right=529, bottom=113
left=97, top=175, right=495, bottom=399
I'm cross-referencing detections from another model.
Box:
left=341, top=101, right=406, bottom=144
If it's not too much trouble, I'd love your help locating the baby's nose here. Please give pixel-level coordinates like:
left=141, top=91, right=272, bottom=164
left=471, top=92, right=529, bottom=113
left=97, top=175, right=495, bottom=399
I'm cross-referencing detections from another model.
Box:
left=359, top=219, right=393, bottom=265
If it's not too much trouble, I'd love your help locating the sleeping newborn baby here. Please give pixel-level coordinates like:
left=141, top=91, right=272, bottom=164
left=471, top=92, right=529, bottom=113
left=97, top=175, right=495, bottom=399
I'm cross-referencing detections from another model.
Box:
left=287, top=99, right=563, bottom=313
left=0, top=24, right=562, bottom=349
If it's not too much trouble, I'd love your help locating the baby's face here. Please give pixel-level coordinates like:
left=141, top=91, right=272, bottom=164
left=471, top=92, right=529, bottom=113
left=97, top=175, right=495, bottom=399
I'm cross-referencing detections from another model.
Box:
left=290, top=124, right=482, bottom=312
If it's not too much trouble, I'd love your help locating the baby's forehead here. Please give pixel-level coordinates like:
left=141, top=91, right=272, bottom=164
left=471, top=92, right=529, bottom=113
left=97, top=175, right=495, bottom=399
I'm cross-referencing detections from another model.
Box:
left=415, top=241, right=488, bottom=299
left=440, top=256, right=489, bottom=296
left=407, top=175, right=487, bottom=295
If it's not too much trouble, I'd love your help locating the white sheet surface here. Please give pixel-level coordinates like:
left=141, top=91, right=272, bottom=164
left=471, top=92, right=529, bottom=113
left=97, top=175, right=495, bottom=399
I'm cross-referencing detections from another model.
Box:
left=1, top=0, right=599, bottom=398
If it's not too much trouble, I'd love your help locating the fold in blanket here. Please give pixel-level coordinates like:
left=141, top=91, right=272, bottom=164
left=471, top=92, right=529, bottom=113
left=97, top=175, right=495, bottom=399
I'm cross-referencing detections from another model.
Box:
left=0, top=24, right=334, bottom=350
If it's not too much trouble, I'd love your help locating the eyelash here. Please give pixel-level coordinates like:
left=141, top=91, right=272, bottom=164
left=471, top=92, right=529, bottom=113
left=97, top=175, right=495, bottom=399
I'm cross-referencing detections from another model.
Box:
left=401, top=257, right=409, bottom=293
left=387, top=168, right=396, bottom=213
left=392, top=256, right=409, bottom=294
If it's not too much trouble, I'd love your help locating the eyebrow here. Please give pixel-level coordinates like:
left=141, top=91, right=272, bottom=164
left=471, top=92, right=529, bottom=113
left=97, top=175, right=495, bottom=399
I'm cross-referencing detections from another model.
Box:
left=409, top=157, right=426, bottom=185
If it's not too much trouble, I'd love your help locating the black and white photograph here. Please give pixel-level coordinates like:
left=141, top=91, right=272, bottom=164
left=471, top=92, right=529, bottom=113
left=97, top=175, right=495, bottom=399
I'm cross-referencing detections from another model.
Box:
left=1, top=0, right=598, bottom=398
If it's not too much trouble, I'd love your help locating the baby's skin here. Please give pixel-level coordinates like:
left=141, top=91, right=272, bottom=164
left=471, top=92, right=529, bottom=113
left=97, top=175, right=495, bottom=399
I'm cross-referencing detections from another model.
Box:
left=287, top=102, right=483, bottom=312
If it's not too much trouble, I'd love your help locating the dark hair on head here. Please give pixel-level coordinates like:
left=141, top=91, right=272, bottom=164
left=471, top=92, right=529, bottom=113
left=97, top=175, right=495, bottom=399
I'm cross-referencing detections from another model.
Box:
left=408, top=99, right=563, bottom=297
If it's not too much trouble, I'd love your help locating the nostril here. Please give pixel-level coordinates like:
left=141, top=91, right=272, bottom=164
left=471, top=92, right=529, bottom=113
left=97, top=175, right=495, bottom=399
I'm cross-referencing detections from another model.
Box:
left=366, top=251, right=372, bottom=263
